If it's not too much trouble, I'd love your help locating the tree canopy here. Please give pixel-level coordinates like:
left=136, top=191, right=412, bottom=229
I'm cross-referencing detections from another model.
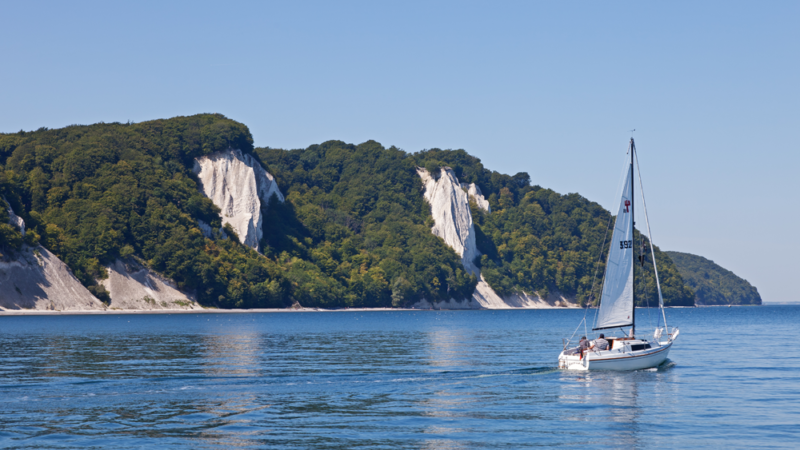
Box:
left=0, top=114, right=284, bottom=306
left=411, top=149, right=695, bottom=307
left=257, top=140, right=477, bottom=308
left=666, top=251, right=761, bottom=305
left=1, top=115, right=698, bottom=308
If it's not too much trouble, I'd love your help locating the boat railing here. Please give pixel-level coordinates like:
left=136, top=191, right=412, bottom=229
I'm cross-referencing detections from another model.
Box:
left=669, top=327, right=680, bottom=341
left=654, top=326, right=680, bottom=342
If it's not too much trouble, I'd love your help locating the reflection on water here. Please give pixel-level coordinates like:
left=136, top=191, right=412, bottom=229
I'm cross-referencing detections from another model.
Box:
left=1, top=307, right=799, bottom=449
left=419, top=324, right=485, bottom=449
left=201, top=332, right=261, bottom=377
left=424, top=328, right=473, bottom=368
left=558, top=360, right=686, bottom=449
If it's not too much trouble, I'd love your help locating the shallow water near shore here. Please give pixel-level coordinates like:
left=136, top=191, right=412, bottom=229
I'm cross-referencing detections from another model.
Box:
left=1, top=305, right=798, bottom=449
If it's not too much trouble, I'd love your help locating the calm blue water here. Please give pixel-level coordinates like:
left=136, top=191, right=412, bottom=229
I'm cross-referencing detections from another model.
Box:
left=1, top=306, right=798, bottom=449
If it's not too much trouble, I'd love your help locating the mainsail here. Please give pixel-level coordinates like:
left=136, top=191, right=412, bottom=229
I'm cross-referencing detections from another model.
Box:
left=595, top=164, right=635, bottom=330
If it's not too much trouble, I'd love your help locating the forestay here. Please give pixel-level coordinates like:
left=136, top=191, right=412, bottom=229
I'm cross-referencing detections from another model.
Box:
left=595, top=165, right=634, bottom=330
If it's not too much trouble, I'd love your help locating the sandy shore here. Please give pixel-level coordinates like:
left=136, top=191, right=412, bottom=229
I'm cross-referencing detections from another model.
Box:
left=0, top=305, right=594, bottom=316
left=0, top=307, right=431, bottom=316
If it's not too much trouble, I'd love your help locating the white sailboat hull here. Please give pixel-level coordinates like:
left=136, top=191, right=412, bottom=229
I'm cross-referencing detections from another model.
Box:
left=558, top=340, right=673, bottom=371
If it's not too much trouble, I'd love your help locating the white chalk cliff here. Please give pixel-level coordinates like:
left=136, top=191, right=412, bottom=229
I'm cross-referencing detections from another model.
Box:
left=468, top=183, right=491, bottom=213
left=100, top=259, right=200, bottom=310
left=418, top=167, right=481, bottom=274
left=0, top=204, right=105, bottom=311
left=0, top=203, right=198, bottom=312
left=416, top=167, right=576, bottom=309
left=0, top=245, right=107, bottom=311
left=193, top=149, right=284, bottom=250
left=6, top=201, right=26, bottom=237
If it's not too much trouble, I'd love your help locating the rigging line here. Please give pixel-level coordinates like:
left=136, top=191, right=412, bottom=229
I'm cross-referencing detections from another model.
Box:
left=584, top=315, right=588, bottom=341
left=644, top=228, right=655, bottom=330
left=636, top=162, right=655, bottom=332
left=642, top=240, right=653, bottom=331
left=644, top=252, right=653, bottom=330
left=634, top=146, right=668, bottom=332
left=566, top=316, right=586, bottom=349
left=637, top=181, right=653, bottom=330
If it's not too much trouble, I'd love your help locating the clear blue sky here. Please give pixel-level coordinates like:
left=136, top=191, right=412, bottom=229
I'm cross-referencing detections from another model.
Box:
left=2, top=1, right=798, bottom=302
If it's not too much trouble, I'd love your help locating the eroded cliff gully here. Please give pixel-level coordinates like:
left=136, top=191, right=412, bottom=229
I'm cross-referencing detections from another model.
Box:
left=416, top=167, right=576, bottom=309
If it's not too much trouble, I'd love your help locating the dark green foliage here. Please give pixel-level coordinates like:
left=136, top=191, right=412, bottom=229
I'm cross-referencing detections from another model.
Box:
left=257, top=140, right=478, bottom=308
left=412, top=149, right=695, bottom=307
left=666, top=251, right=762, bottom=305
left=1, top=113, right=698, bottom=310
left=0, top=114, right=282, bottom=306
left=0, top=179, right=25, bottom=254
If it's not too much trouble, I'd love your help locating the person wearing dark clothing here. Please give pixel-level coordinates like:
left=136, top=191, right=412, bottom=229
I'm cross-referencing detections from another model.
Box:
left=590, top=333, right=610, bottom=351
left=572, top=336, right=590, bottom=355
left=579, top=336, right=590, bottom=353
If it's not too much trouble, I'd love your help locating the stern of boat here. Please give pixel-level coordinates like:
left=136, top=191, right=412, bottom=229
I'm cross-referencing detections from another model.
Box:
left=558, top=350, right=588, bottom=371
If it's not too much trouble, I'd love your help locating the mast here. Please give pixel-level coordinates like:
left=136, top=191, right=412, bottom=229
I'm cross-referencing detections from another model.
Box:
left=630, top=138, right=636, bottom=336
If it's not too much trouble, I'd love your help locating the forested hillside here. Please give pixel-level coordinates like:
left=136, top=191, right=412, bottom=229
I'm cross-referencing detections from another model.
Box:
left=408, top=149, right=694, bottom=307
left=666, top=251, right=762, bottom=305
left=0, top=115, right=285, bottom=306
left=1, top=114, right=695, bottom=308
left=255, top=141, right=477, bottom=307
left=0, top=117, right=475, bottom=308
left=259, top=144, right=693, bottom=307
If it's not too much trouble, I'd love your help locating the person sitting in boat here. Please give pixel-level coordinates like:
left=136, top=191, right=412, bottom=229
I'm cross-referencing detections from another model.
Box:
left=573, top=336, right=590, bottom=355
left=580, top=336, right=591, bottom=354
left=590, top=334, right=609, bottom=351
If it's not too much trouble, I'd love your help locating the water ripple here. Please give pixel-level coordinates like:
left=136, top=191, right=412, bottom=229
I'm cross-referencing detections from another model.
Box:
left=1, top=307, right=799, bottom=448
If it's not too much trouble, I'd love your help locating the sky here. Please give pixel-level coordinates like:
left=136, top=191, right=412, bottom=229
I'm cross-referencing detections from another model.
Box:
left=2, top=1, right=798, bottom=302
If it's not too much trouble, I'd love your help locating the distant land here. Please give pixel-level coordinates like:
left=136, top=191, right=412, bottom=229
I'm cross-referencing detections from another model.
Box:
left=2, top=114, right=758, bottom=312
left=666, top=251, right=762, bottom=305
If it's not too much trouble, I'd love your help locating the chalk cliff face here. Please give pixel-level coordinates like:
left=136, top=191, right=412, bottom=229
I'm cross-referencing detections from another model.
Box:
left=0, top=203, right=105, bottom=311
left=193, top=149, right=284, bottom=250
left=0, top=203, right=199, bottom=312
left=0, top=246, right=106, bottom=311
left=416, top=167, right=576, bottom=310
left=6, top=202, right=26, bottom=237
left=417, top=167, right=480, bottom=274
left=467, top=183, right=490, bottom=213
left=100, top=259, right=200, bottom=310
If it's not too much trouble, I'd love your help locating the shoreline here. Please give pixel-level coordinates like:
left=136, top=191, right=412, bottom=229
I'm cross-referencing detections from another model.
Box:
left=1, top=306, right=581, bottom=316
left=2, top=304, right=783, bottom=317
left=0, top=307, right=399, bottom=316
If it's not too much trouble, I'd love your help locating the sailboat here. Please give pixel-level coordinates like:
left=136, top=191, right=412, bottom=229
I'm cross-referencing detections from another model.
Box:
left=558, top=138, right=679, bottom=371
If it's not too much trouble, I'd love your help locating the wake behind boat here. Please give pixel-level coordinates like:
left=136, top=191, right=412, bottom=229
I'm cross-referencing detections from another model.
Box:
left=558, top=138, right=679, bottom=371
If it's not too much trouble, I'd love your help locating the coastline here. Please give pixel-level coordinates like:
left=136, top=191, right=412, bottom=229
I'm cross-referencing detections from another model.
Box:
left=0, top=306, right=587, bottom=316
left=7, top=303, right=784, bottom=316
left=0, top=307, right=398, bottom=316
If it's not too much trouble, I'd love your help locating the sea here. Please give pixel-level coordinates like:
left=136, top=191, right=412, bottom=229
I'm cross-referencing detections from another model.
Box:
left=1, top=305, right=798, bottom=449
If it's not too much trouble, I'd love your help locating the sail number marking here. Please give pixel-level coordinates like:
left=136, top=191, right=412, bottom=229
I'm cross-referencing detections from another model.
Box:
left=620, top=240, right=633, bottom=249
